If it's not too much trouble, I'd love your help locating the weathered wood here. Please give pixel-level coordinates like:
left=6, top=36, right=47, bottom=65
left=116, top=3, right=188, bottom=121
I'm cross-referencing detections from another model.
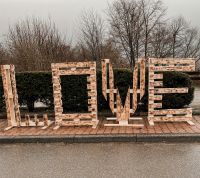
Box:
left=34, top=114, right=39, bottom=126
left=25, top=114, right=30, bottom=126
left=148, top=58, right=195, bottom=126
left=153, top=74, right=163, bottom=79
left=151, top=108, right=192, bottom=116
left=154, top=88, right=188, bottom=94
left=1, top=65, right=21, bottom=128
left=43, top=114, right=49, bottom=126
left=4, top=126, right=14, bottom=131
left=133, top=65, right=138, bottom=113
left=109, top=63, right=115, bottom=113
left=139, top=58, right=145, bottom=99
left=106, top=117, right=143, bottom=121
left=42, top=114, right=54, bottom=129
left=52, top=61, right=96, bottom=68
left=153, top=81, right=163, bottom=87
left=101, top=59, right=145, bottom=127
left=59, top=120, right=98, bottom=127
left=101, top=59, right=107, bottom=99
left=51, top=61, right=98, bottom=129
left=150, top=58, right=195, bottom=65
left=116, top=88, right=131, bottom=121
left=150, top=116, right=192, bottom=122
left=1, top=65, right=53, bottom=130
left=58, top=69, right=94, bottom=75
left=149, top=95, right=163, bottom=101
left=104, top=123, right=144, bottom=127
left=60, top=113, right=97, bottom=120
left=10, top=65, right=21, bottom=126
left=187, top=120, right=195, bottom=126
left=152, top=66, right=195, bottom=72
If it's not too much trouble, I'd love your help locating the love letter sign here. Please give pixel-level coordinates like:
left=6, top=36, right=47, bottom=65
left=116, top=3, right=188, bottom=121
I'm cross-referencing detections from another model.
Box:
left=102, top=58, right=195, bottom=127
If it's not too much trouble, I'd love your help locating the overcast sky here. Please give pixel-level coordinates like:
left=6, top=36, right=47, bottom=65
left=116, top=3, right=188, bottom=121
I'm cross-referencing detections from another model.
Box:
left=0, top=0, right=200, bottom=43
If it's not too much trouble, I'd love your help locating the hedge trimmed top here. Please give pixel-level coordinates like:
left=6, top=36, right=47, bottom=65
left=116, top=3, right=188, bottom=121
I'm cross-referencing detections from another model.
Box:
left=0, top=69, right=194, bottom=112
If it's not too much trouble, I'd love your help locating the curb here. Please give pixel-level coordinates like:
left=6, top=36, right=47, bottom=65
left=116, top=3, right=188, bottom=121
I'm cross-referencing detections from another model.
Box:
left=0, top=134, right=200, bottom=144
left=136, top=134, right=200, bottom=143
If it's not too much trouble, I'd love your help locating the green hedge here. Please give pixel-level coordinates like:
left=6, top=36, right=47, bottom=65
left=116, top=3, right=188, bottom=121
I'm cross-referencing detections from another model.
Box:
left=0, top=69, right=194, bottom=112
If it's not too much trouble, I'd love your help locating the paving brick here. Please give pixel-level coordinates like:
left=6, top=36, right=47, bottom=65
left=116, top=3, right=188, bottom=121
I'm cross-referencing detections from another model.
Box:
left=0, top=116, right=200, bottom=136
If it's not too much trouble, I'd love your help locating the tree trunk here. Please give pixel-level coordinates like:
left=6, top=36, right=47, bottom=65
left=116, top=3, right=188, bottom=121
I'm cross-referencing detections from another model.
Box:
left=172, top=34, right=176, bottom=58
left=145, top=32, right=148, bottom=58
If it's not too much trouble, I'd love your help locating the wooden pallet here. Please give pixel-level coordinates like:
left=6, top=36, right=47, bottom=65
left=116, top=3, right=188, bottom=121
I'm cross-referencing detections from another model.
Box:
left=1, top=65, right=53, bottom=131
left=101, top=59, right=145, bottom=127
left=148, top=58, right=196, bottom=126
left=51, top=62, right=98, bottom=130
left=4, top=114, right=54, bottom=131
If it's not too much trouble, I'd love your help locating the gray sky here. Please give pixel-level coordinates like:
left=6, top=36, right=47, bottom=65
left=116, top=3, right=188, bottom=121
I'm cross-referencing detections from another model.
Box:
left=0, top=0, right=200, bottom=43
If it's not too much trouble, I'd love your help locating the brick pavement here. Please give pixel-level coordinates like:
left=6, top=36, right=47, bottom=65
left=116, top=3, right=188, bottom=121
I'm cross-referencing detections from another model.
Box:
left=0, top=116, right=200, bottom=136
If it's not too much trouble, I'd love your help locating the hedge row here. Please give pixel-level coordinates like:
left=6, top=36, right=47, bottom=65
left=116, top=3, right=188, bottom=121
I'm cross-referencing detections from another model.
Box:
left=0, top=69, right=194, bottom=112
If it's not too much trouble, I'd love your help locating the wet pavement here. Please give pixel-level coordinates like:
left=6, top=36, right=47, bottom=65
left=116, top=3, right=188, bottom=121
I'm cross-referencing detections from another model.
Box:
left=0, top=143, right=200, bottom=178
left=191, top=82, right=200, bottom=114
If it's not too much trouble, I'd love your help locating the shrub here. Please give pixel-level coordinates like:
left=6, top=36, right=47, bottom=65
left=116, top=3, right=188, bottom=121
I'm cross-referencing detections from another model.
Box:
left=16, top=72, right=53, bottom=112
left=0, top=69, right=194, bottom=112
left=142, top=71, right=194, bottom=111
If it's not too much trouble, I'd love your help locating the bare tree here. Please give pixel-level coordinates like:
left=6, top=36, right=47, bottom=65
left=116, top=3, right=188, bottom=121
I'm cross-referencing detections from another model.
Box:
left=74, top=37, right=123, bottom=68
left=0, top=44, right=5, bottom=61
left=170, top=16, right=187, bottom=58
left=7, top=17, right=72, bottom=71
left=180, top=27, right=200, bottom=58
left=80, top=10, right=105, bottom=62
left=108, top=0, right=144, bottom=69
left=150, top=22, right=172, bottom=58
left=141, top=0, right=166, bottom=58
left=107, top=0, right=166, bottom=69
left=0, top=43, right=10, bottom=64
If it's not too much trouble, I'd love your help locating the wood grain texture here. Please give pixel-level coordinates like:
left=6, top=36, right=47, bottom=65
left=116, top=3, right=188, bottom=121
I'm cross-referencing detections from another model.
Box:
left=1, top=65, right=20, bottom=127
left=132, top=64, right=138, bottom=113
left=51, top=62, right=98, bottom=129
left=101, top=59, right=145, bottom=127
left=148, top=58, right=196, bottom=126
left=139, top=58, right=145, bottom=99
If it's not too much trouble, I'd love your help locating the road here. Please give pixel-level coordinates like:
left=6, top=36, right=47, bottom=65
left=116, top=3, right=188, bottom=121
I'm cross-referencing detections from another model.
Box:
left=191, top=82, right=200, bottom=114
left=0, top=143, right=200, bottom=178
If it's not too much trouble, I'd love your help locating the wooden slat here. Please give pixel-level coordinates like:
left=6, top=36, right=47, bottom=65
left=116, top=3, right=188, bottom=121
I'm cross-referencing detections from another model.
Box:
left=154, top=88, right=188, bottom=94
left=58, top=69, right=95, bottom=75
left=124, top=88, right=130, bottom=120
left=61, top=120, right=98, bottom=127
left=102, top=59, right=107, bottom=99
left=10, top=65, right=21, bottom=126
left=52, top=61, right=96, bottom=68
left=151, top=108, right=192, bottom=116
left=109, top=63, right=115, bottom=113
left=150, top=58, right=195, bottom=65
left=139, top=58, right=145, bottom=99
left=60, top=113, right=97, bottom=120
left=148, top=61, right=154, bottom=121
left=132, top=64, right=138, bottom=113
left=149, top=95, right=163, bottom=101
left=116, top=90, right=123, bottom=121
left=153, top=81, right=163, bottom=87
left=150, top=103, right=162, bottom=109
left=1, top=65, right=17, bottom=127
left=151, top=116, right=192, bottom=122
left=154, top=74, right=163, bottom=79
left=104, top=123, right=144, bottom=127
left=152, top=66, right=195, bottom=72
